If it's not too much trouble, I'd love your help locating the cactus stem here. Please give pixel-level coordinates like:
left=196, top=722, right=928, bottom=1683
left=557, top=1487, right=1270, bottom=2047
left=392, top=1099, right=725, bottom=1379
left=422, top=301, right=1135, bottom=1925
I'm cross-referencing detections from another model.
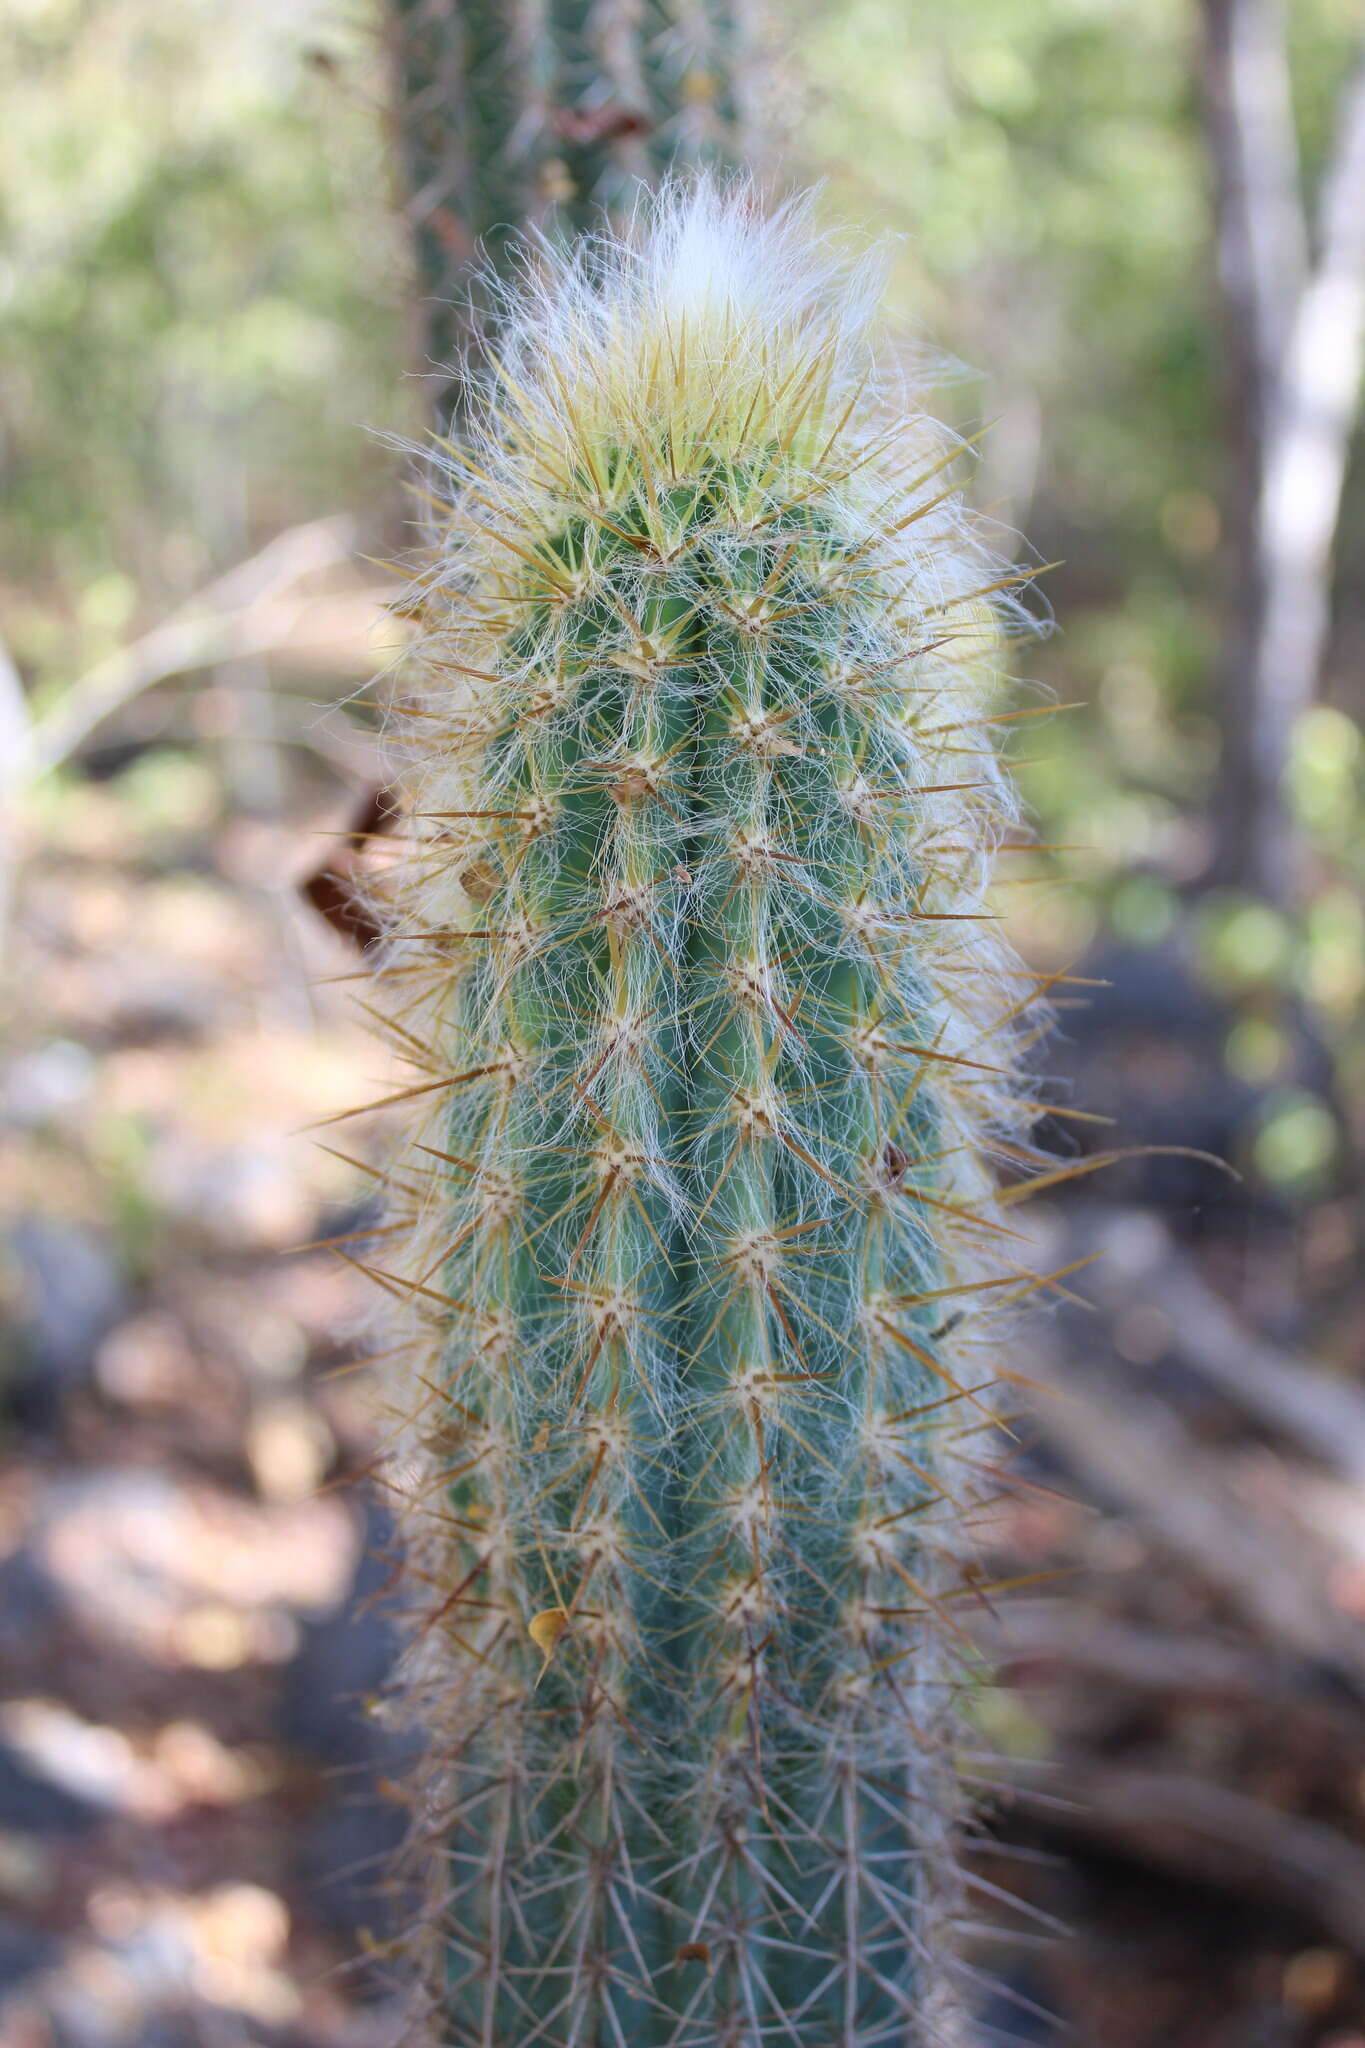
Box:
left=366, top=178, right=1047, bottom=2047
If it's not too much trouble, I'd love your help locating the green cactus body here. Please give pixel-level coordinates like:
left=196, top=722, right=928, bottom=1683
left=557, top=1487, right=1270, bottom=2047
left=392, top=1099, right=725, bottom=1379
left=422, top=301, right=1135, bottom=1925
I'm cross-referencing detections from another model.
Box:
left=387, top=0, right=755, bottom=422
left=376, top=186, right=1036, bottom=2046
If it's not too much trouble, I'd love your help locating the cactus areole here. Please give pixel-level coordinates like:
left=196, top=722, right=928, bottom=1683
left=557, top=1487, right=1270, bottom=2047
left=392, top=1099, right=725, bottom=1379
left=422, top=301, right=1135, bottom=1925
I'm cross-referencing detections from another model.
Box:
left=372, top=184, right=1040, bottom=2046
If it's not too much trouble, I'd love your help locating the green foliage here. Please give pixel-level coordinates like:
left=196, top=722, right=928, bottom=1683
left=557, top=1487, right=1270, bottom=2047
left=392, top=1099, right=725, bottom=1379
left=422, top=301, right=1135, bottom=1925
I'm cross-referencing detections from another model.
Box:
left=0, top=0, right=407, bottom=668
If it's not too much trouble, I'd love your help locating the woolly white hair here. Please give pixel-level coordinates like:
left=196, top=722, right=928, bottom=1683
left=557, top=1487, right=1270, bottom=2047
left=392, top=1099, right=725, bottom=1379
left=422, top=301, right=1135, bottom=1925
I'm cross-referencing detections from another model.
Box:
left=495, top=176, right=889, bottom=391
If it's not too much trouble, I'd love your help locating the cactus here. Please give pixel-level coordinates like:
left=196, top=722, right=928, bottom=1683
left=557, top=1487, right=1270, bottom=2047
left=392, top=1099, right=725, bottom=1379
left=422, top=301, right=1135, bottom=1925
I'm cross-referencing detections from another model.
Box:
left=386, top=0, right=757, bottom=424
left=371, top=182, right=1041, bottom=2046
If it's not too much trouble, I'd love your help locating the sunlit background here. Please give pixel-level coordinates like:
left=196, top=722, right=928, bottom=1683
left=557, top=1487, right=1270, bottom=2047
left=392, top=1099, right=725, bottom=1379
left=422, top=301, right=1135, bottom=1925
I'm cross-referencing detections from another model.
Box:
left=2, top=1, right=1363, bottom=2042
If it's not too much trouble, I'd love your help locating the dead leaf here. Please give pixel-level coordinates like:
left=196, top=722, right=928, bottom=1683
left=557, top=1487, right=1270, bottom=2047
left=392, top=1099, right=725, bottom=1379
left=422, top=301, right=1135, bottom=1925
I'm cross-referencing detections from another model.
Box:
left=528, top=1606, right=570, bottom=1671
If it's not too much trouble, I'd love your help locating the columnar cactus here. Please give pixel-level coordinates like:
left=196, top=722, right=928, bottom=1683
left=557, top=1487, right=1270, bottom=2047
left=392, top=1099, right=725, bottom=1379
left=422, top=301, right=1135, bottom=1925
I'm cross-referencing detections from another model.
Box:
left=373, top=183, right=1039, bottom=2046
left=386, top=0, right=757, bottom=422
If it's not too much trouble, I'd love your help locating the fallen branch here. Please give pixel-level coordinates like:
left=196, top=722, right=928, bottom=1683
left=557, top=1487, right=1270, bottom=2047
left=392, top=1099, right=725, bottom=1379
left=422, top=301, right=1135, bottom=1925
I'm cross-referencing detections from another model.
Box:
left=1006, top=1755, right=1365, bottom=1955
left=1075, top=1207, right=1365, bottom=1487
left=0, top=630, right=30, bottom=933
left=21, top=516, right=356, bottom=780
left=1022, top=1340, right=1365, bottom=1697
left=983, top=1600, right=1313, bottom=1707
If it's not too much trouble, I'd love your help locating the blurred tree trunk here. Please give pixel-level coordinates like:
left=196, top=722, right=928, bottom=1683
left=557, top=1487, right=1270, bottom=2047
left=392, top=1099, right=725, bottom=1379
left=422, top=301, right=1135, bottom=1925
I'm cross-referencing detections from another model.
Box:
left=1201, top=0, right=1365, bottom=904
left=384, top=0, right=759, bottom=431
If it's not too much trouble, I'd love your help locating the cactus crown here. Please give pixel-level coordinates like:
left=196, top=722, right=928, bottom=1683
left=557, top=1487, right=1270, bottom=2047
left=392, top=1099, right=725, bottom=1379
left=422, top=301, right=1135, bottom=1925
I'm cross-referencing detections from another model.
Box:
left=371, top=182, right=1041, bottom=2047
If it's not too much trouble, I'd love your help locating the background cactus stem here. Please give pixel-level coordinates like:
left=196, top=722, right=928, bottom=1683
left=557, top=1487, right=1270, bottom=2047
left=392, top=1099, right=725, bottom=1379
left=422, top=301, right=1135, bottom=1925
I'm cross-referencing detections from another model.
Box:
left=385, top=0, right=760, bottom=428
